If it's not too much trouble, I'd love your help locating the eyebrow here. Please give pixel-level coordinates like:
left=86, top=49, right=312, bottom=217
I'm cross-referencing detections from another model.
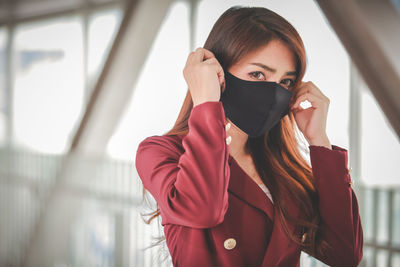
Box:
left=250, top=62, right=297, bottom=76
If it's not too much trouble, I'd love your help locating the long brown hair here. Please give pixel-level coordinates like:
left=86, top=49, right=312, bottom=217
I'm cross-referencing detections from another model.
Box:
left=140, top=5, right=333, bottom=259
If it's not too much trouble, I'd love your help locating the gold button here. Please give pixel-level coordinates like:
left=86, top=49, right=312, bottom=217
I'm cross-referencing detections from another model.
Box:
left=226, top=136, right=232, bottom=145
left=349, top=179, right=354, bottom=187
left=225, top=122, right=231, bottom=131
left=224, top=238, right=236, bottom=250
left=301, top=233, right=307, bottom=243
left=347, top=166, right=353, bottom=174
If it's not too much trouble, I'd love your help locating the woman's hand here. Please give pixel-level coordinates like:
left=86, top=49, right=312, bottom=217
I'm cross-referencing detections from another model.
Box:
left=290, top=81, right=332, bottom=149
left=183, top=47, right=225, bottom=107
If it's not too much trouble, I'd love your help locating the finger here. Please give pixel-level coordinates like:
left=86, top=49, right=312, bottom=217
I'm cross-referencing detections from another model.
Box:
left=294, top=81, right=310, bottom=96
left=202, top=48, right=216, bottom=61
left=307, top=82, right=326, bottom=100
left=203, top=57, right=225, bottom=85
left=290, top=82, right=307, bottom=106
left=185, top=51, right=196, bottom=67
left=194, top=47, right=215, bottom=62
left=291, top=92, right=323, bottom=109
left=296, top=81, right=326, bottom=100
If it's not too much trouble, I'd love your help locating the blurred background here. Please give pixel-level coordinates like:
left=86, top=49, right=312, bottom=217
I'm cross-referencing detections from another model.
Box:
left=0, top=0, right=399, bottom=266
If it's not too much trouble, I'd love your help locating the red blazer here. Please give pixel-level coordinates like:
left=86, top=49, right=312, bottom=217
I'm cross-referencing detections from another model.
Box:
left=135, top=101, right=363, bottom=267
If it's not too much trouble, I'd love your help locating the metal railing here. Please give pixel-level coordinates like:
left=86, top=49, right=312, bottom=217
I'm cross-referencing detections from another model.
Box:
left=0, top=147, right=398, bottom=267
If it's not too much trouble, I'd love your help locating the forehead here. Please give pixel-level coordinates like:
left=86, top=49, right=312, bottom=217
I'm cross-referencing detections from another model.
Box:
left=236, top=40, right=296, bottom=71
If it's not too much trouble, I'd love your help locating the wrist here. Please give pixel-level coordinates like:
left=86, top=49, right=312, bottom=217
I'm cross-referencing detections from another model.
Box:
left=308, top=135, right=332, bottom=150
left=193, top=98, right=219, bottom=107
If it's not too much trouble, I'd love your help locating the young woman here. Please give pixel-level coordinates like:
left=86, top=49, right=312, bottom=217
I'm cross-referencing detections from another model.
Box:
left=135, top=6, right=363, bottom=267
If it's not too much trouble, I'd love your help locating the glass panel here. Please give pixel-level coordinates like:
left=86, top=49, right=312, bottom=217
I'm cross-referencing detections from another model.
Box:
left=393, top=253, right=400, bottom=267
left=0, top=28, right=7, bottom=146
left=360, top=83, right=400, bottom=186
left=87, top=7, right=122, bottom=94
left=393, top=191, right=400, bottom=246
left=12, top=16, right=84, bottom=154
left=107, top=0, right=190, bottom=160
left=390, top=0, right=400, bottom=14
left=362, top=247, right=371, bottom=267
left=70, top=202, right=115, bottom=267
left=376, top=249, right=389, bottom=267
left=363, top=188, right=375, bottom=242
left=377, top=190, right=389, bottom=243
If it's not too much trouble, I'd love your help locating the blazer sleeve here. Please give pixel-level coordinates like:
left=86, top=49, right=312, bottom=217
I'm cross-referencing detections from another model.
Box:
left=307, top=144, right=364, bottom=267
left=135, top=101, right=230, bottom=229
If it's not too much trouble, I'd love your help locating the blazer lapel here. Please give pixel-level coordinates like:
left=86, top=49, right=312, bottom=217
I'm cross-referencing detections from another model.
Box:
left=227, top=154, right=302, bottom=266
left=261, top=185, right=302, bottom=266
left=227, top=155, right=275, bottom=221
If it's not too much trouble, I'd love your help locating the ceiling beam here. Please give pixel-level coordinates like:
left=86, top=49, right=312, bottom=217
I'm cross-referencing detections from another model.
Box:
left=22, top=0, right=173, bottom=265
left=0, top=0, right=124, bottom=25
left=315, top=0, right=400, bottom=140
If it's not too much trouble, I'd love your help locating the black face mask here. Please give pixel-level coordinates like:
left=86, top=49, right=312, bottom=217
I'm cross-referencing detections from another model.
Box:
left=219, top=69, right=293, bottom=138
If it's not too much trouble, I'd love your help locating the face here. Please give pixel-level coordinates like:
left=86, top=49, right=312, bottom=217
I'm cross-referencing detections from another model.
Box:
left=223, top=39, right=297, bottom=140
left=227, top=39, right=297, bottom=91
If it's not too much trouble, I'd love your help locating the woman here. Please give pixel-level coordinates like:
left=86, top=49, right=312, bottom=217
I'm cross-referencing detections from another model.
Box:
left=135, top=5, right=363, bottom=267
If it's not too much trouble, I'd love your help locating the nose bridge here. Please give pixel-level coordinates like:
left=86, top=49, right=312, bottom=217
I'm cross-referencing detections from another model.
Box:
left=266, top=73, right=281, bottom=84
left=267, top=76, right=280, bottom=84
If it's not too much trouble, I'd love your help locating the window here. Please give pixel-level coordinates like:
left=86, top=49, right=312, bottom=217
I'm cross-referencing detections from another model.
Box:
left=11, top=7, right=122, bottom=154
left=360, top=82, right=400, bottom=186
left=12, top=16, right=84, bottom=154
left=88, top=8, right=122, bottom=94
left=107, top=0, right=190, bottom=160
left=0, top=28, right=7, bottom=146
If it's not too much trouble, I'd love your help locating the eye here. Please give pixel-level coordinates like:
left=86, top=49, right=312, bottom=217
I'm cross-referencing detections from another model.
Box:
left=281, top=78, right=295, bottom=88
left=249, top=71, right=265, bottom=80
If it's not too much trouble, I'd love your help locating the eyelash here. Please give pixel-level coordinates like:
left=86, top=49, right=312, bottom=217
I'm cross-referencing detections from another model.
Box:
left=249, top=71, right=295, bottom=88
